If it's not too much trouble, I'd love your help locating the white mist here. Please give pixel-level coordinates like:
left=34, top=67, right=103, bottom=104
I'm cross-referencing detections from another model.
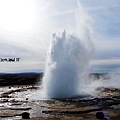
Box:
left=42, top=1, right=93, bottom=98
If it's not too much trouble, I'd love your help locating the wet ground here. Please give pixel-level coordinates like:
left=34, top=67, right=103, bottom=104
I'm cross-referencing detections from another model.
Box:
left=0, top=85, right=119, bottom=120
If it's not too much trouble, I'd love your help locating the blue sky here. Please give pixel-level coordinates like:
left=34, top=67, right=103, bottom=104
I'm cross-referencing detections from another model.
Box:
left=0, top=0, right=120, bottom=73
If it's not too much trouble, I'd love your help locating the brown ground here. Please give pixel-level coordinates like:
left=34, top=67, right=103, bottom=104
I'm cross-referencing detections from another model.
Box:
left=0, top=86, right=119, bottom=120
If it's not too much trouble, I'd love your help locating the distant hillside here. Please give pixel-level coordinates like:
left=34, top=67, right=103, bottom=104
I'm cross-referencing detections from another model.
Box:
left=0, top=72, right=43, bottom=86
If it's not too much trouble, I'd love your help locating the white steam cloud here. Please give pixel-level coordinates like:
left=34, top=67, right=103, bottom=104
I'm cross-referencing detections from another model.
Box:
left=40, top=1, right=93, bottom=98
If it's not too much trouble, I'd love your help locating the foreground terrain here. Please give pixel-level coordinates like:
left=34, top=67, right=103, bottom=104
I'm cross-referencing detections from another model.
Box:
left=0, top=85, right=119, bottom=120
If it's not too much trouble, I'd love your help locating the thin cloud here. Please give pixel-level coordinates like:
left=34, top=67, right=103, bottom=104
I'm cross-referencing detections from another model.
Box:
left=86, top=4, right=120, bottom=11
left=90, top=59, right=120, bottom=66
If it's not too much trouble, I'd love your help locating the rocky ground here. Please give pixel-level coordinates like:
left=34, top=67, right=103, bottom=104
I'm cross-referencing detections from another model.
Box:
left=0, top=86, right=119, bottom=120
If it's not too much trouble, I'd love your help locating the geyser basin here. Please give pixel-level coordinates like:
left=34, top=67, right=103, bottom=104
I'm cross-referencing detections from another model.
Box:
left=42, top=30, right=93, bottom=98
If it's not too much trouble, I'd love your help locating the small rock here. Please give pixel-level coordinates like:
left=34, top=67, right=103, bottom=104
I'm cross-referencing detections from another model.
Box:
left=22, top=112, right=30, bottom=119
left=26, top=98, right=28, bottom=100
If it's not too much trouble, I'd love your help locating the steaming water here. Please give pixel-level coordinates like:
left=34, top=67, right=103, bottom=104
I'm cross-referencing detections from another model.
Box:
left=42, top=31, right=91, bottom=98
left=42, top=2, right=93, bottom=98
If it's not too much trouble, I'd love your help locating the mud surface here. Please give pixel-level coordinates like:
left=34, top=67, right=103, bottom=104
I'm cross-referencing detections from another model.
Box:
left=0, top=86, right=119, bottom=120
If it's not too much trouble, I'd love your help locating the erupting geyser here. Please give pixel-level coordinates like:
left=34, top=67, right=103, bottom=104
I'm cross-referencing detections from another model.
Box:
left=42, top=2, right=93, bottom=98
